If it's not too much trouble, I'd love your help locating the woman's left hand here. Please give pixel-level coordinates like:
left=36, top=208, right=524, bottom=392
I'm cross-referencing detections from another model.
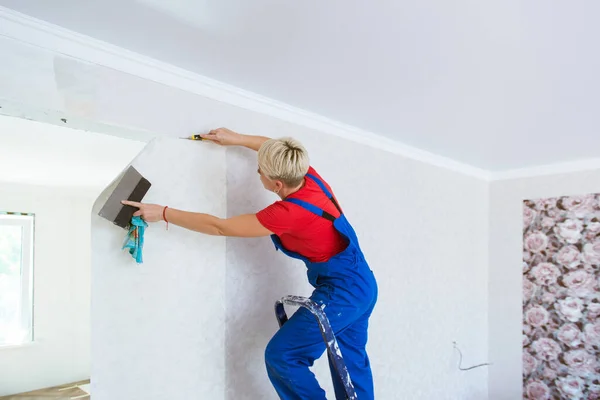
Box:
left=121, top=200, right=165, bottom=222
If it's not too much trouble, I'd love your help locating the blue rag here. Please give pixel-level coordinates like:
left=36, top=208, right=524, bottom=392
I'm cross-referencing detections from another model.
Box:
left=122, top=216, right=147, bottom=263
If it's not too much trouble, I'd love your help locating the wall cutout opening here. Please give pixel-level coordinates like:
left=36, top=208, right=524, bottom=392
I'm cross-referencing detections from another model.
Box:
left=0, top=114, right=147, bottom=397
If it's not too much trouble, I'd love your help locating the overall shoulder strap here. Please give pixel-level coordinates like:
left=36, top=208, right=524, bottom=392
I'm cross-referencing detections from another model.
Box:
left=305, top=173, right=342, bottom=214
left=285, top=198, right=336, bottom=222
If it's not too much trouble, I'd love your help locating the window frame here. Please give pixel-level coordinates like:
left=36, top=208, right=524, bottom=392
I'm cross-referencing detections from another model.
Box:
left=0, top=213, right=35, bottom=347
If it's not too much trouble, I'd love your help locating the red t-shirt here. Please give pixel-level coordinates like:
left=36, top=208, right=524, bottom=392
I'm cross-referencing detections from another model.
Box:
left=256, top=167, right=348, bottom=263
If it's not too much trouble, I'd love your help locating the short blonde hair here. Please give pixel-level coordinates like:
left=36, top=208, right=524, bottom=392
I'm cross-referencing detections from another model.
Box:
left=258, top=137, right=310, bottom=187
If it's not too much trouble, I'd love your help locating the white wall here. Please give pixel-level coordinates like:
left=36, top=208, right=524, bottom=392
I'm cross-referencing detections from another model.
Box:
left=91, top=138, right=227, bottom=400
left=2, top=36, right=490, bottom=399
left=0, top=182, right=96, bottom=396
left=489, top=169, right=600, bottom=400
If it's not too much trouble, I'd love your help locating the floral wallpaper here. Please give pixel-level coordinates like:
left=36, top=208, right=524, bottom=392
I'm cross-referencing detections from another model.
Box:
left=523, top=194, right=600, bottom=399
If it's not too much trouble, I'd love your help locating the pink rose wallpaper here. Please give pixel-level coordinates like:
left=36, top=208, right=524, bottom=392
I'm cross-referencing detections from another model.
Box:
left=523, top=194, right=600, bottom=400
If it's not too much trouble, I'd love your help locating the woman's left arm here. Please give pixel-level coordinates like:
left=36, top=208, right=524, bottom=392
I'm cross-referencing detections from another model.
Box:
left=121, top=201, right=273, bottom=237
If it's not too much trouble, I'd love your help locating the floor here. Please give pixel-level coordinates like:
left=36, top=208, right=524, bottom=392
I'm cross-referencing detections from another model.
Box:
left=0, top=381, right=90, bottom=400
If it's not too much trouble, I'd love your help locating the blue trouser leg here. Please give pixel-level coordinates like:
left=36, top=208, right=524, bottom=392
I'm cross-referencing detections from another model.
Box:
left=265, top=306, right=327, bottom=400
left=328, top=295, right=377, bottom=400
left=265, top=286, right=376, bottom=400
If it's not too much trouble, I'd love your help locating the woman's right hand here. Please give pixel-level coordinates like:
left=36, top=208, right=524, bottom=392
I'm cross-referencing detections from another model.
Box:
left=201, top=127, right=242, bottom=146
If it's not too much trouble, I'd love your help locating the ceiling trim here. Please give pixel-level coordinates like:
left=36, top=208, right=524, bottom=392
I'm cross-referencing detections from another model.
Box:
left=491, top=158, right=600, bottom=181
left=0, top=6, right=492, bottom=180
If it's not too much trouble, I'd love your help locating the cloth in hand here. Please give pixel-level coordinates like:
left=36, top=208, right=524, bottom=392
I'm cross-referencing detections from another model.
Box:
left=122, top=216, right=147, bottom=263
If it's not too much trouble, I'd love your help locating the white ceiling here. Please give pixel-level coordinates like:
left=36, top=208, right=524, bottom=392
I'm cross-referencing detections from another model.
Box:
left=0, top=115, right=145, bottom=189
left=1, top=0, right=599, bottom=171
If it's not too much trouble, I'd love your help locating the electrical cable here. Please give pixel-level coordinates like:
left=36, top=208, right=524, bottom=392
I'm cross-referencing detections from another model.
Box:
left=453, top=341, right=492, bottom=371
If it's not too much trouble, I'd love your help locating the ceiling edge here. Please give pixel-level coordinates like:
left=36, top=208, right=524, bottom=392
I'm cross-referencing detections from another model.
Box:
left=0, top=6, right=491, bottom=180
left=490, top=159, right=600, bottom=181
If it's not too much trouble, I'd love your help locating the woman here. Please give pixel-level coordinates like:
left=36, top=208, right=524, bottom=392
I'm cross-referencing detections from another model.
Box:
left=123, top=127, right=378, bottom=400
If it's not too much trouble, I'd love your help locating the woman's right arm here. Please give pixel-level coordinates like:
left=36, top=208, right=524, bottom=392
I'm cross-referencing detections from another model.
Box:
left=201, top=127, right=269, bottom=151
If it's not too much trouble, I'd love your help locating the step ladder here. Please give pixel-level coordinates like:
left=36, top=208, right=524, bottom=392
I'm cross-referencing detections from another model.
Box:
left=274, top=295, right=357, bottom=400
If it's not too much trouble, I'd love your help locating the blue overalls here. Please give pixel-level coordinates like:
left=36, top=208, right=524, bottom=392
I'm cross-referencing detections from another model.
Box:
left=265, top=173, right=378, bottom=400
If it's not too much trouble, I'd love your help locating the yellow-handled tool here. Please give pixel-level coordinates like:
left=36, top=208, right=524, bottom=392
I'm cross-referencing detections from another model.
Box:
left=180, top=134, right=204, bottom=141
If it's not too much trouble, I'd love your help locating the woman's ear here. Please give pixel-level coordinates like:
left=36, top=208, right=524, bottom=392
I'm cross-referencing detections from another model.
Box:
left=274, top=180, right=284, bottom=194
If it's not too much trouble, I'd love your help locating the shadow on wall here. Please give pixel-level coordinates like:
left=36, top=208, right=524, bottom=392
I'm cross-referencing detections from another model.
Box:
left=225, top=147, right=311, bottom=399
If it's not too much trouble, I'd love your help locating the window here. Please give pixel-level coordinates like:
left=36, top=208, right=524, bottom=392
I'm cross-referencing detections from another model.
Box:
left=0, top=212, right=34, bottom=347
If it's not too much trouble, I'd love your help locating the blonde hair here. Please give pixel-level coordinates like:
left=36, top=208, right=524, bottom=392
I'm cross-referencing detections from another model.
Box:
left=258, top=137, right=310, bottom=187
